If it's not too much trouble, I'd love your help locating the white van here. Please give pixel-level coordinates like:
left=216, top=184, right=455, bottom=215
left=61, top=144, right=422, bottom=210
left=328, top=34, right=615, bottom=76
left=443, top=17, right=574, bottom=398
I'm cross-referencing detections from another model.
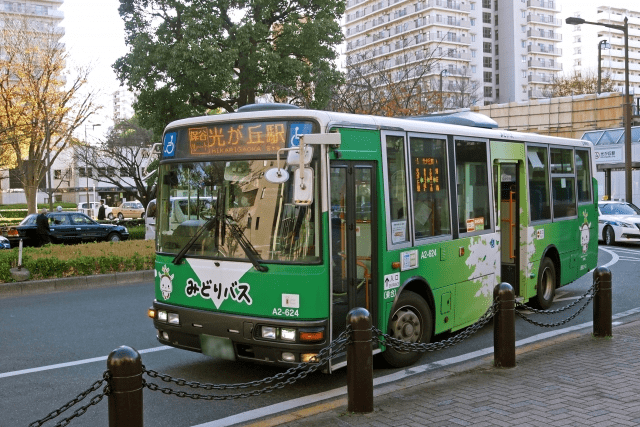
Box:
left=145, top=197, right=214, bottom=240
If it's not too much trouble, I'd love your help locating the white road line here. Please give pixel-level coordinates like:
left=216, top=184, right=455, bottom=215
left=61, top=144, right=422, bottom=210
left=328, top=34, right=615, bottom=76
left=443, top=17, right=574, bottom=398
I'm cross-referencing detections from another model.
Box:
left=0, top=346, right=172, bottom=379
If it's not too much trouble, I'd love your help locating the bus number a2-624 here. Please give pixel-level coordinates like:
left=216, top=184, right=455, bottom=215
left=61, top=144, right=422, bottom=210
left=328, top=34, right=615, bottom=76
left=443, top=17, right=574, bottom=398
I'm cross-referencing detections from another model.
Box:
left=272, top=308, right=299, bottom=317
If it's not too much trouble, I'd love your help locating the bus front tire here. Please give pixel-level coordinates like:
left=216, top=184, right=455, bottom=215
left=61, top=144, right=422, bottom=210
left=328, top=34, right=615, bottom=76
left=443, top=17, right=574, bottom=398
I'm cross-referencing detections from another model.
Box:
left=603, top=226, right=615, bottom=246
left=381, top=291, right=433, bottom=368
left=533, top=257, right=556, bottom=310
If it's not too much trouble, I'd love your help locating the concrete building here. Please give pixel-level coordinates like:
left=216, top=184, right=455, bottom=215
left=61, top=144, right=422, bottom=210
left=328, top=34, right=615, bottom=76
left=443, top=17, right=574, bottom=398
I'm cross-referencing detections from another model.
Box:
left=560, top=5, right=640, bottom=95
left=0, top=0, right=64, bottom=31
left=112, top=87, right=136, bottom=123
left=342, top=0, right=563, bottom=107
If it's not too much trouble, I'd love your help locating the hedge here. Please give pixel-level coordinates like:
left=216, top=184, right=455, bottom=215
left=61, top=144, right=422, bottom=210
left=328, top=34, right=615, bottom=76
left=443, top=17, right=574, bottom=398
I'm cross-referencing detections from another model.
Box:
left=0, top=240, right=155, bottom=283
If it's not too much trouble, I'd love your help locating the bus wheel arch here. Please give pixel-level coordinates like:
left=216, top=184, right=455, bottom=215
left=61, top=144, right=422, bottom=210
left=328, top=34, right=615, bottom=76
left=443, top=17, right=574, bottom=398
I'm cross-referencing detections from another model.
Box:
left=381, top=278, right=434, bottom=368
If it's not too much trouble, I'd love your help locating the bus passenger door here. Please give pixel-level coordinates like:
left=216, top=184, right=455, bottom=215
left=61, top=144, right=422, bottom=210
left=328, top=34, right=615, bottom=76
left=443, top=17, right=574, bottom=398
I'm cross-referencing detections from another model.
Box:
left=329, top=161, right=377, bottom=368
left=499, top=163, right=519, bottom=295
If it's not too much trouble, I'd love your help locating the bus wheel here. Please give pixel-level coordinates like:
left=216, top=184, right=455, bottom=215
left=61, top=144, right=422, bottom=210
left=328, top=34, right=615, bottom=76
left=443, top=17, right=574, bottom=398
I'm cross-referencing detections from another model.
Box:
left=603, top=226, right=615, bottom=246
left=533, top=257, right=556, bottom=310
left=381, top=291, right=432, bottom=368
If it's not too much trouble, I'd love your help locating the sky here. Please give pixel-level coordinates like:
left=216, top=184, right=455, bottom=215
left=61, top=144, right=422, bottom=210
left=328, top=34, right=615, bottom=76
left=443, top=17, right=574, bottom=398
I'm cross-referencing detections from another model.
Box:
left=59, top=0, right=128, bottom=140
left=57, top=0, right=640, bottom=140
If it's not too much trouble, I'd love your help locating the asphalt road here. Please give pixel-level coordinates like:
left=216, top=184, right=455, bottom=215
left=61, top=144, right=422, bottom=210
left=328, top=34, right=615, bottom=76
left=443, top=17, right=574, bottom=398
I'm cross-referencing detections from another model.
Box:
left=1, top=245, right=639, bottom=427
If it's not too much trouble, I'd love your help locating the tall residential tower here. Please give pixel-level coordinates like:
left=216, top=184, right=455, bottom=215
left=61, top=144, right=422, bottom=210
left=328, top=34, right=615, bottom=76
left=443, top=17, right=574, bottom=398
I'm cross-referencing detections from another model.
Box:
left=343, top=0, right=563, bottom=107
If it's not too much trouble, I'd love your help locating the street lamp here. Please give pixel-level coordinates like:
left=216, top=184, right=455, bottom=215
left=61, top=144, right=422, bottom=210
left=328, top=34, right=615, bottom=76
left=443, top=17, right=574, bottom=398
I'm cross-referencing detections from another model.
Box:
left=566, top=16, right=632, bottom=204
left=439, top=69, right=450, bottom=111
left=83, top=123, right=101, bottom=216
left=597, top=39, right=610, bottom=95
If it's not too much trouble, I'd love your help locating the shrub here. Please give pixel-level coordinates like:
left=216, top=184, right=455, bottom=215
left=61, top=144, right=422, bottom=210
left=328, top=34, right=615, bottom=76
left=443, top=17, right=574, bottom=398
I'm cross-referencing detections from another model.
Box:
left=0, top=240, right=155, bottom=283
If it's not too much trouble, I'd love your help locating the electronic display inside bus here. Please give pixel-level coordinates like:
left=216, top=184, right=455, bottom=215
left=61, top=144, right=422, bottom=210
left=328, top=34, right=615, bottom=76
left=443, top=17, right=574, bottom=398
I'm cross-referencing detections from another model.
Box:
left=414, top=157, right=442, bottom=193
left=163, top=121, right=316, bottom=159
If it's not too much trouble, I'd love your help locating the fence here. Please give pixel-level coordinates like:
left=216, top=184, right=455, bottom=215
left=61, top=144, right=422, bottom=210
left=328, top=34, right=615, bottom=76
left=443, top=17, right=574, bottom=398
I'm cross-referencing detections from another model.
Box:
left=28, top=267, right=612, bottom=426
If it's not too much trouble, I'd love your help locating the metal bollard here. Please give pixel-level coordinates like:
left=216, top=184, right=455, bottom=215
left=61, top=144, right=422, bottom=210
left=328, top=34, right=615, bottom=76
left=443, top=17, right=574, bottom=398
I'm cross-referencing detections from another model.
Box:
left=107, top=346, right=143, bottom=427
left=493, top=282, right=515, bottom=368
left=346, top=307, right=373, bottom=413
left=593, top=266, right=612, bottom=338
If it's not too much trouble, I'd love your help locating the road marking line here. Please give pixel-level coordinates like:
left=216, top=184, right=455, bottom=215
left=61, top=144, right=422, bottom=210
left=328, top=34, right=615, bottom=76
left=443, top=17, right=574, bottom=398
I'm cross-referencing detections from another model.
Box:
left=0, top=346, right=171, bottom=379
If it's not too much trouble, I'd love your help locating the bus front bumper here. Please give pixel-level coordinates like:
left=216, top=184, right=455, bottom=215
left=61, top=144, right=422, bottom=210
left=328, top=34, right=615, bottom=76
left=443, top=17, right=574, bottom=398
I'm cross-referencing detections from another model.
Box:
left=150, top=300, right=329, bottom=367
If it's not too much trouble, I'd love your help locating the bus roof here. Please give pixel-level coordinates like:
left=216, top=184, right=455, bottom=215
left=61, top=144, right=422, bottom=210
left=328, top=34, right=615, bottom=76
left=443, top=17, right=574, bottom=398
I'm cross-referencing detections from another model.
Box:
left=165, top=107, right=592, bottom=149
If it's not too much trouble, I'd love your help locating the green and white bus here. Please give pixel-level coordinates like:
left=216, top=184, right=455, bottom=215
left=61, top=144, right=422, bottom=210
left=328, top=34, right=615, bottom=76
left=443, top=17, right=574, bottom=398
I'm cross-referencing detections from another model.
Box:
left=148, top=105, right=598, bottom=371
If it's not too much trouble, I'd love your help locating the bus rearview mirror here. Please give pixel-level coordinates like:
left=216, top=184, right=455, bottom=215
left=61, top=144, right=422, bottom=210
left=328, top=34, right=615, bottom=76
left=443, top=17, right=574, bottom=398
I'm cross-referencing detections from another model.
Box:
left=294, top=167, right=313, bottom=206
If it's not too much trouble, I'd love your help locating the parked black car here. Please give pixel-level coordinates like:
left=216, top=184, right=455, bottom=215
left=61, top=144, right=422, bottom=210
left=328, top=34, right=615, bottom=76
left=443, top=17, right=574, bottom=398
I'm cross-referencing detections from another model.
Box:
left=4, top=212, right=129, bottom=248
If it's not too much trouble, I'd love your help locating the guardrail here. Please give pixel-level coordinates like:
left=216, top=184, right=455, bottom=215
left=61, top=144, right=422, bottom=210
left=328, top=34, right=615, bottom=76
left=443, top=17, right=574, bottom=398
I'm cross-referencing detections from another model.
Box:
left=28, top=267, right=611, bottom=425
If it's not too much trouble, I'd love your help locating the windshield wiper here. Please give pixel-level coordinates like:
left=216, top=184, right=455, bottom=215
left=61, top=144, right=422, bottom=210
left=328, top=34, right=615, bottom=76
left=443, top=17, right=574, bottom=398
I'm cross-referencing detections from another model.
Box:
left=224, top=215, right=268, bottom=272
left=172, top=216, right=218, bottom=265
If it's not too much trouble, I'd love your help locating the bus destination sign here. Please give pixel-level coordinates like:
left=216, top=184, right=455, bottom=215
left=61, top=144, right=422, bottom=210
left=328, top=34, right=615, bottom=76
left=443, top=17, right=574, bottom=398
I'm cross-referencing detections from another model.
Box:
left=414, top=157, right=442, bottom=193
left=189, top=122, right=287, bottom=156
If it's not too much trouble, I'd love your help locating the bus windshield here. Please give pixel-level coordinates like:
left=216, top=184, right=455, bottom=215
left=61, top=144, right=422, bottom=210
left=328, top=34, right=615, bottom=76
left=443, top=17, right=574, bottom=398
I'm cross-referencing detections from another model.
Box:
left=156, top=158, right=320, bottom=264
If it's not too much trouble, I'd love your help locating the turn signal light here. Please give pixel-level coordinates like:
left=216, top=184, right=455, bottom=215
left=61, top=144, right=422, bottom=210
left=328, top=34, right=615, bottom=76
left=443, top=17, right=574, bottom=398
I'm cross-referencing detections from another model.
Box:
left=8, top=229, right=19, bottom=237
left=300, top=329, right=324, bottom=342
left=148, top=308, right=156, bottom=319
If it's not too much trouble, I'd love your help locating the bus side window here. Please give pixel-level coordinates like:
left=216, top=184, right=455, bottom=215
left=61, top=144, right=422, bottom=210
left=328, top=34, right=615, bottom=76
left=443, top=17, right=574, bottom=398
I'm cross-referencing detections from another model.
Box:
left=455, top=139, right=490, bottom=234
left=409, top=136, right=451, bottom=239
left=385, top=135, right=409, bottom=244
left=575, top=149, right=592, bottom=203
left=550, top=147, right=576, bottom=218
left=527, top=146, right=551, bottom=221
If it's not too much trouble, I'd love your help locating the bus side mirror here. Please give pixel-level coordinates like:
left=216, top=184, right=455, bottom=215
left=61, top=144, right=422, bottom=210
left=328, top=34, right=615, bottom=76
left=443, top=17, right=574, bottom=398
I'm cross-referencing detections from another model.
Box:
left=294, top=167, right=313, bottom=206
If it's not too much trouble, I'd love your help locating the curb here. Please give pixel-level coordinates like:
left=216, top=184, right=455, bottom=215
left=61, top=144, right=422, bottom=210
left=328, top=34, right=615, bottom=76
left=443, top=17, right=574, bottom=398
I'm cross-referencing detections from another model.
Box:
left=0, top=269, right=155, bottom=298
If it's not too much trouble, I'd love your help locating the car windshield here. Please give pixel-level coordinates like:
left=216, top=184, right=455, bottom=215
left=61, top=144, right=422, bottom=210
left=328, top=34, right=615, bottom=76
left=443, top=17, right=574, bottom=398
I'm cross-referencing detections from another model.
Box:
left=19, top=214, right=37, bottom=225
left=156, top=159, right=320, bottom=264
left=599, top=202, right=640, bottom=216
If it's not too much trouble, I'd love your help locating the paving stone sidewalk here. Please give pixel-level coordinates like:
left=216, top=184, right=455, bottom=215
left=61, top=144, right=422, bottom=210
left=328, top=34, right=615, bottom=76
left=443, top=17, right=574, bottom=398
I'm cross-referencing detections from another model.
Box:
left=252, top=320, right=640, bottom=427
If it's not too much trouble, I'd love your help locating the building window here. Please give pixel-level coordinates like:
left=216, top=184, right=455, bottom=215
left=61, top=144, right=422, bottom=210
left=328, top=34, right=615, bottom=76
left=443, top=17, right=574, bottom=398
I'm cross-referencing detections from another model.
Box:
left=483, top=42, right=492, bottom=53
left=484, top=86, right=493, bottom=97
left=483, top=12, right=491, bottom=24
left=484, top=71, right=492, bottom=83
left=483, top=27, right=491, bottom=38
left=483, top=56, right=492, bottom=68
left=482, top=0, right=491, bottom=8
left=54, top=170, right=62, bottom=179
left=471, top=18, right=476, bottom=26
left=471, top=34, right=476, bottom=42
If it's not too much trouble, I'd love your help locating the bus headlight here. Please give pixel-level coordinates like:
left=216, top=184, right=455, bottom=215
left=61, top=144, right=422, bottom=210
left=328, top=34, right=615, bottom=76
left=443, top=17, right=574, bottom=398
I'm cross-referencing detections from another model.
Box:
left=167, top=313, right=180, bottom=325
left=280, top=328, right=296, bottom=342
left=157, top=310, right=168, bottom=322
left=261, top=326, right=277, bottom=339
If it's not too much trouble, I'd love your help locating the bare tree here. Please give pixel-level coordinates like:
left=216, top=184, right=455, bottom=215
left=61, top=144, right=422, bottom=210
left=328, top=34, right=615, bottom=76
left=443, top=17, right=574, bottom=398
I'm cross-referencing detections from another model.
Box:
left=329, top=37, right=476, bottom=116
left=81, top=117, right=158, bottom=208
left=0, top=16, right=99, bottom=213
left=446, top=74, right=482, bottom=109
left=547, top=70, right=618, bottom=97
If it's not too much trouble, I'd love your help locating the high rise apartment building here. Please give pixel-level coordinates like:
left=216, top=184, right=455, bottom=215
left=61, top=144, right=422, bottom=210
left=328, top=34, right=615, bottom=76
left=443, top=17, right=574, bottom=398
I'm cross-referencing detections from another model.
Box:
left=562, top=6, right=640, bottom=95
left=112, top=87, right=136, bottom=123
left=0, top=1, right=64, bottom=37
left=343, top=0, right=563, bottom=107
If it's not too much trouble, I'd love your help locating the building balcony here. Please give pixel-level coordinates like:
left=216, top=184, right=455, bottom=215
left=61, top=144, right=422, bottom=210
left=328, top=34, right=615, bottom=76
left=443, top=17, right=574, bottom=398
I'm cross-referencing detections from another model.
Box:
left=528, top=59, right=562, bottom=71
left=527, top=0, right=556, bottom=11
left=527, top=29, right=562, bottom=41
left=526, top=15, right=561, bottom=26
left=528, top=88, right=549, bottom=98
left=527, top=45, right=562, bottom=56
left=528, top=74, right=554, bottom=84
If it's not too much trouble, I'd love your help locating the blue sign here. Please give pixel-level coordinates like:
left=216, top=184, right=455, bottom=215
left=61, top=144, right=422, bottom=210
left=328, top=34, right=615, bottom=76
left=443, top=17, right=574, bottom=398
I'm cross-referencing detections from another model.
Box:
left=163, top=132, right=177, bottom=158
left=289, top=123, right=314, bottom=147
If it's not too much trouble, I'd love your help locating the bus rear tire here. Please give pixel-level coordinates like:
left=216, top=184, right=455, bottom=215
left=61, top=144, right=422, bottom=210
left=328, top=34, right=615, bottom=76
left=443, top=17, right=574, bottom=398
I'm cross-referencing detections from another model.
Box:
left=533, top=257, right=556, bottom=310
left=381, top=291, right=432, bottom=368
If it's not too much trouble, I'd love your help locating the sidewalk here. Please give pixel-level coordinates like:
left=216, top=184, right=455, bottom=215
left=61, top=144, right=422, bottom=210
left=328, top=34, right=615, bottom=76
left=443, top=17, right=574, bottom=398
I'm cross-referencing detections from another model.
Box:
left=0, top=269, right=155, bottom=298
left=248, top=318, right=640, bottom=427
